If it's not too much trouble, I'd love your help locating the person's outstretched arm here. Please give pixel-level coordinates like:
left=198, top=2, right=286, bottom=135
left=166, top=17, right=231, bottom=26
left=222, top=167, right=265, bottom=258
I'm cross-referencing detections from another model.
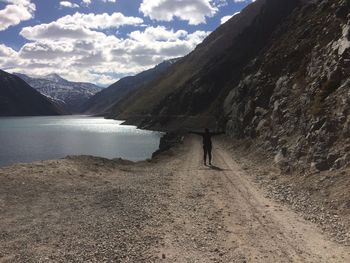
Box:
left=189, top=131, right=204, bottom=135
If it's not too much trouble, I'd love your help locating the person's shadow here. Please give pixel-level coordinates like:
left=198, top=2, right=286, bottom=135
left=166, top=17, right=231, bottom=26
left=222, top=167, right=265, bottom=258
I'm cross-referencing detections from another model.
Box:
left=208, top=165, right=224, bottom=171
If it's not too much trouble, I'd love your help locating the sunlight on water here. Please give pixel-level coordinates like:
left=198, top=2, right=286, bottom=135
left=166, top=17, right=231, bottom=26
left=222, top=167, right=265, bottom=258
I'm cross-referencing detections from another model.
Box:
left=0, top=116, right=163, bottom=167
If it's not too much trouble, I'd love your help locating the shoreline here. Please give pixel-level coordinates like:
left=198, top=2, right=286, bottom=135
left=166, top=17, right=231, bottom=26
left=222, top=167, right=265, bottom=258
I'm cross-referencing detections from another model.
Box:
left=0, top=115, right=166, bottom=169
left=0, top=131, right=176, bottom=169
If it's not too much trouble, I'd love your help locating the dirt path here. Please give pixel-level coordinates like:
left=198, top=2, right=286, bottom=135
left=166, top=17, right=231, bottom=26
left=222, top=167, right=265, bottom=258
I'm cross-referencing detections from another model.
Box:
left=0, top=135, right=349, bottom=262
left=151, top=136, right=350, bottom=262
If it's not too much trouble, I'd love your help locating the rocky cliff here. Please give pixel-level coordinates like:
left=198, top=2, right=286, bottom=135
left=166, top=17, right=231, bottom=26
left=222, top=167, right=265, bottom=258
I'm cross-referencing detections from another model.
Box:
left=0, top=70, right=64, bottom=116
left=224, top=0, right=350, bottom=172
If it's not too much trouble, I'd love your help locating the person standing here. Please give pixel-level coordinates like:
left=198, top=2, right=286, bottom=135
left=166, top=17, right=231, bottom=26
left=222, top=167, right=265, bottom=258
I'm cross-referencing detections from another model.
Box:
left=189, top=128, right=224, bottom=165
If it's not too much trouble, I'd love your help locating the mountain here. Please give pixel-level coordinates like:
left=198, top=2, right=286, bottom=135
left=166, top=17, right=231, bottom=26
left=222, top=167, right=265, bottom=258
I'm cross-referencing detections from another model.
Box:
left=108, top=0, right=350, bottom=171
left=107, top=0, right=300, bottom=129
left=14, top=73, right=103, bottom=113
left=0, top=70, right=64, bottom=116
left=81, top=58, right=179, bottom=115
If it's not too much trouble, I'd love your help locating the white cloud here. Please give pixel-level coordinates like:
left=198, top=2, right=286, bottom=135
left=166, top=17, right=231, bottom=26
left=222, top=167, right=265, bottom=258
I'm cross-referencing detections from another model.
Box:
left=120, top=26, right=209, bottom=66
left=19, top=11, right=144, bottom=41
left=0, top=44, right=21, bottom=68
left=60, top=1, right=80, bottom=8
left=57, top=12, right=143, bottom=30
left=220, top=11, right=240, bottom=24
left=19, top=41, right=78, bottom=60
left=0, top=43, right=17, bottom=57
left=129, top=26, right=188, bottom=42
left=0, top=0, right=36, bottom=31
left=139, top=0, right=218, bottom=25
left=212, top=0, right=227, bottom=8
left=81, top=0, right=116, bottom=5
left=7, top=14, right=209, bottom=85
left=20, top=22, right=106, bottom=41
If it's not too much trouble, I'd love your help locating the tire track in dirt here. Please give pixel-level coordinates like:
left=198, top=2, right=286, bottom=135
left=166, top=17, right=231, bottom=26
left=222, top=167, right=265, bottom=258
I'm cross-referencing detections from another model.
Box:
left=152, top=136, right=350, bottom=262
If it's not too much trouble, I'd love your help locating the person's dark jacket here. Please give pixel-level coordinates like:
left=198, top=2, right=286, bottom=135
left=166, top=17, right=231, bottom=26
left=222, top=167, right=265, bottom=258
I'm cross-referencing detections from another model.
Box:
left=189, top=131, right=224, bottom=148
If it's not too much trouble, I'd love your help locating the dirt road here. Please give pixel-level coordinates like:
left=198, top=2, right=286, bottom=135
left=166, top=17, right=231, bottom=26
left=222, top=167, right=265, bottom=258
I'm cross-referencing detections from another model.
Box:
left=0, top=135, right=349, bottom=262
left=153, top=136, right=350, bottom=262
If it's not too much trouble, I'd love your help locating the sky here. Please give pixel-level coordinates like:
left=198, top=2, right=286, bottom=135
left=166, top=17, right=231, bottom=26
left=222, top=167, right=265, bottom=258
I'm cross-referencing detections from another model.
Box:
left=0, top=0, right=254, bottom=86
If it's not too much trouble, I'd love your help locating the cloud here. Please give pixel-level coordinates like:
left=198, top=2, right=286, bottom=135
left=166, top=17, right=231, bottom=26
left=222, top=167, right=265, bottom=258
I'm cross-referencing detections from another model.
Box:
left=9, top=18, right=210, bottom=85
left=0, top=0, right=36, bottom=31
left=20, top=22, right=106, bottom=41
left=120, top=26, right=210, bottom=66
left=19, top=11, right=144, bottom=41
left=19, top=41, right=78, bottom=60
left=60, top=1, right=80, bottom=8
left=220, top=11, right=240, bottom=24
left=0, top=43, right=17, bottom=57
left=212, top=0, right=227, bottom=8
left=81, top=0, right=116, bottom=5
left=0, top=44, right=21, bottom=68
left=139, top=0, right=218, bottom=25
left=128, top=26, right=188, bottom=42
left=57, top=12, right=143, bottom=30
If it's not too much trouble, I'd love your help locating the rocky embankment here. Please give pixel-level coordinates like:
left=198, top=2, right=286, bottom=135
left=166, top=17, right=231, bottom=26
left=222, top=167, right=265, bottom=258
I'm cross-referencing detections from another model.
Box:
left=221, top=137, right=350, bottom=246
left=224, top=0, right=350, bottom=173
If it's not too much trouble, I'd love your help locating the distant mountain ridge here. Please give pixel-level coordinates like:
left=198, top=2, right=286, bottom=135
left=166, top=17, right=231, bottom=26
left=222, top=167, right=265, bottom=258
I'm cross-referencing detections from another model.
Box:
left=15, top=73, right=103, bottom=113
left=0, top=70, right=64, bottom=116
left=81, top=58, right=179, bottom=115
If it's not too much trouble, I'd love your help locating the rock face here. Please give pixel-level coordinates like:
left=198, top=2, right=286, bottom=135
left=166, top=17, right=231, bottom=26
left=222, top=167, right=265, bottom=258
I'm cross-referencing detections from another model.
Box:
left=15, top=73, right=102, bottom=113
left=0, top=70, right=64, bottom=116
left=223, top=0, right=350, bottom=172
left=81, top=59, right=178, bottom=116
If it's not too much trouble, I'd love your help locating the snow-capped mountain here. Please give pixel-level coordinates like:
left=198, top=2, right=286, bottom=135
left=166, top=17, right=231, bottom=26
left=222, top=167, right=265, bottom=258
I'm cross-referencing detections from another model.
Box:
left=0, top=70, right=65, bottom=116
left=14, top=73, right=103, bottom=113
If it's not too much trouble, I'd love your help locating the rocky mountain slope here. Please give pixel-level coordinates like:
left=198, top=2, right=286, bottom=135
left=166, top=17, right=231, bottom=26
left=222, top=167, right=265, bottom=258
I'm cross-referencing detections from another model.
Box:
left=223, top=0, right=350, bottom=172
left=108, top=0, right=350, bottom=172
left=0, top=70, right=64, bottom=116
left=15, top=73, right=102, bottom=113
left=81, top=59, right=178, bottom=116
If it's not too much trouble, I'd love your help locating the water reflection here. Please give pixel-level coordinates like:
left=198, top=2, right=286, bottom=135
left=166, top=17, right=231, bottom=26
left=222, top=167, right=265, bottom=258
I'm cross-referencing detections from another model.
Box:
left=0, top=116, right=162, bottom=167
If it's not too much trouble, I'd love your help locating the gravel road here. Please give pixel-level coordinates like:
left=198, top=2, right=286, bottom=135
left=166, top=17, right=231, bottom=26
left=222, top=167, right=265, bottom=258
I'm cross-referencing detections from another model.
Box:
left=0, top=135, right=349, bottom=262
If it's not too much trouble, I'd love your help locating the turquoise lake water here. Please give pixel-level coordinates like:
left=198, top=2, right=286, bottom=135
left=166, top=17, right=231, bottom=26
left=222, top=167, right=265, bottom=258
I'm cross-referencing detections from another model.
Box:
left=0, top=116, right=162, bottom=167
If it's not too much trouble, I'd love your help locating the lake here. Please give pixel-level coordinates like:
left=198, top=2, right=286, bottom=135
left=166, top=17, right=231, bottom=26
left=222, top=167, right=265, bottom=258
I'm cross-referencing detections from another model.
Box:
left=0, top=116, right=163, bottom=167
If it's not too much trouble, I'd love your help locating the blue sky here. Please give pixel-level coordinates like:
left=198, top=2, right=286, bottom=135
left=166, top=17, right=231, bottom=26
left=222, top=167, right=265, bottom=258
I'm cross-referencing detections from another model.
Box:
left=0, top=0, right=253, bottom=85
